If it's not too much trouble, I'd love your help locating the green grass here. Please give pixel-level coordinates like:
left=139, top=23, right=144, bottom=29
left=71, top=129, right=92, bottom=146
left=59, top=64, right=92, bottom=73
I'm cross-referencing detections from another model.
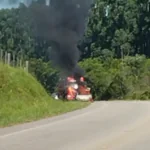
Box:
left=0, top=63, right=90, bottom=127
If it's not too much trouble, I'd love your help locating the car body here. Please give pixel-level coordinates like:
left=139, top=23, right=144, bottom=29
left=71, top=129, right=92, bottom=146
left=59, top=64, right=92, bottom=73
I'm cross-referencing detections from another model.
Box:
left=53, top=76, right=93, bottom=102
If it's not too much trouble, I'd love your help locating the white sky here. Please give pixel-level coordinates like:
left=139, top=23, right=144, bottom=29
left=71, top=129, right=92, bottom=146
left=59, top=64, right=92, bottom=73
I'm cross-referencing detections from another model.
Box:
left=0, top=0, right=50, bottom=9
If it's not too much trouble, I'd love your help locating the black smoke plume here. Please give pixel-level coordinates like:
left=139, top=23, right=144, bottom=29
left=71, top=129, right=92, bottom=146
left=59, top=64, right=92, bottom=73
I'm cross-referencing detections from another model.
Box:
left=29, top=0, right=93, bottom=77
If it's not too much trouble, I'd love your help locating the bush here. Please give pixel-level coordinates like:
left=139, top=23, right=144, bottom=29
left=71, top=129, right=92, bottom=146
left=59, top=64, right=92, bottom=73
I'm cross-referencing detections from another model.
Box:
left=79, top=55, right=150, bottom=100
left=29, top=58, right=59, bottom=93
left=79, top=58, right=116, bottom=100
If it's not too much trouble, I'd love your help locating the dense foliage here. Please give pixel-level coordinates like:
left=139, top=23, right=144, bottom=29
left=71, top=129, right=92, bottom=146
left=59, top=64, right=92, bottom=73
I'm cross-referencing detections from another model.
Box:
left=80, top=55, right=150, bottom=100
left=1, top=0, right=150, bottom=100
left=81, top=0, right=150, bottom=59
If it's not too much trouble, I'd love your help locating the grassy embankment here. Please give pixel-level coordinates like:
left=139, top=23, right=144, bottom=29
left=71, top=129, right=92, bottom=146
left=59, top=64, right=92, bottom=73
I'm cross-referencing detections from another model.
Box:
left=0, top=63, right=90, bottom=127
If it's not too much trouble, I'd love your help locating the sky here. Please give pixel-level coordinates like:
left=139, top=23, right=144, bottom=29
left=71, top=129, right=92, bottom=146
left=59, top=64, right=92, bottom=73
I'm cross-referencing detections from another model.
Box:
left=0, top=0, right=50, bottom=9
left=0, top=0, right=29, bottom=9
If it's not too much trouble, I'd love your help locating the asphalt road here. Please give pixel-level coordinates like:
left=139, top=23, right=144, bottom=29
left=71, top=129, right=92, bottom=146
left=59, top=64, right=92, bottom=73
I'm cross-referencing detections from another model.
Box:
left=1, top=101, right=150, bottom=150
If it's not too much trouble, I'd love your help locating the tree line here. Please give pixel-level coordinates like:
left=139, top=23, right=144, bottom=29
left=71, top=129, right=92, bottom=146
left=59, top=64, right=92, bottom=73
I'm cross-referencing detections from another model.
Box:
left=1, top=0, right=150, bottom=100
left=80, top=0, right=150, bottom=59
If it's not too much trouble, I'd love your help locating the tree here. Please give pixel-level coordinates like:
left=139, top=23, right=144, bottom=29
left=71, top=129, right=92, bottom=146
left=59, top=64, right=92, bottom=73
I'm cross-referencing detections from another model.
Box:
left=79, top=0, right=142, bottom=59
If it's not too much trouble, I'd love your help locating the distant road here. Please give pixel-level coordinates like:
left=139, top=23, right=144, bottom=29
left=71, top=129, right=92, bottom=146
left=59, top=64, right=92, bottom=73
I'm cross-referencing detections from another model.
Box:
left=1, top=101, right=150, bottom=150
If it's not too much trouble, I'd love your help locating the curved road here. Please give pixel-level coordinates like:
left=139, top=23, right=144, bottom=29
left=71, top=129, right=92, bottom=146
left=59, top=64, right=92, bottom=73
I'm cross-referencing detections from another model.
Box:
left=1, top=101, right=150, bottom=150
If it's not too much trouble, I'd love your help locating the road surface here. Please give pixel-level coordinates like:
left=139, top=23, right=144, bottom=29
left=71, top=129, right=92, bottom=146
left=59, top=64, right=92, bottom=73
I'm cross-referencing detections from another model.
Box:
left=1, top=101, right=150, bottom=150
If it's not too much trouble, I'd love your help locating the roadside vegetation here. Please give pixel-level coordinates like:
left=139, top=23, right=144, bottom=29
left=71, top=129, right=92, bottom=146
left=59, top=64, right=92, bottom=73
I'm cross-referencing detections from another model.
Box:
left=0, top=0, right=150, bottom=126
left=80, top=56, right=150, bottom=100
left=0, top=63, right=90, bottom=127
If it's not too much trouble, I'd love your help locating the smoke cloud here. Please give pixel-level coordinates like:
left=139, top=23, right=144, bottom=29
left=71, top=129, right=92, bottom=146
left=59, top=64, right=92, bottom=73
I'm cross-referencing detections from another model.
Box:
left=0, top=0, right=93, bottom=77
left=29, top=0, right=93, bottom=77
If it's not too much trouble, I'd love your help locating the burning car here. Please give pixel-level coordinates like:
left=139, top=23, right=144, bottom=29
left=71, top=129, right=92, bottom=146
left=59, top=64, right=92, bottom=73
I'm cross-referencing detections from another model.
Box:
left=53, top=76, right=93, bottom=102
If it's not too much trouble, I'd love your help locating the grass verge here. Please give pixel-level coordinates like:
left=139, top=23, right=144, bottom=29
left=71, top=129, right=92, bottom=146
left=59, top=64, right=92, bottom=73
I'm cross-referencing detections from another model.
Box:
left=0, top=100, right=90, bottom=127
left=0, top=63, right=90, bottom=127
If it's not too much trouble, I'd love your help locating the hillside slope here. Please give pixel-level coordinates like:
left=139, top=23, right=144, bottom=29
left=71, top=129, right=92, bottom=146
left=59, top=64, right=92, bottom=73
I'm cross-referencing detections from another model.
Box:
left=0, top=63, right=89, bottom=127
left=0, top=63, right=50, bottom=101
